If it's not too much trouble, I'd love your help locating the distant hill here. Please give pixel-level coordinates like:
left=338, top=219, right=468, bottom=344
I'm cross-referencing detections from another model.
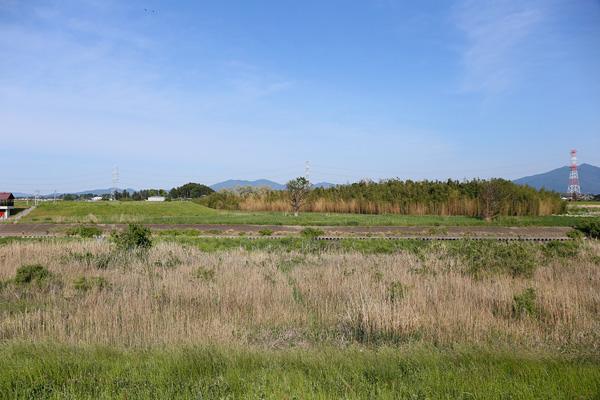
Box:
left=12, top=188, right=137, bottom=198
left=210, top=179, right=286, bottom=191
left=210, top=179, right=336, bottom=191
left=512, top=163, right=600, bottom=194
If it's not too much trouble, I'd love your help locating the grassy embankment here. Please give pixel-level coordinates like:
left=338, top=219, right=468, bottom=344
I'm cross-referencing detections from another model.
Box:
left=13, top=200, right=594, bottom=227
left=0, top=237, right=599, bottom=397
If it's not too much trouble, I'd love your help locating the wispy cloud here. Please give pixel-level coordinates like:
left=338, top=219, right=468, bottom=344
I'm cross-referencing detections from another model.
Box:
left=454, top=0, right=547, bottom=94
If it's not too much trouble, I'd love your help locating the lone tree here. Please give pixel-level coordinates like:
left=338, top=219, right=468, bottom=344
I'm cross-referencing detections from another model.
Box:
left=286, top=177, right=312, bottom=217
left=479, top=178, right=510, bottom=222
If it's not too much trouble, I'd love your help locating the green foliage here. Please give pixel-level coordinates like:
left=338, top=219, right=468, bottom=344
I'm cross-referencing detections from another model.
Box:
left=286, top=177, right=313, bottom=215
left=14, top=264, right=51, bottom=285
left=543, top=241, right=580, bottom=259
left=513, top=287, right=537, bottom=318
left=1, top=343, right=599, bottom=399
left=300, top=227, right=325, bottom=238
left=448, top=240, right=537, bottom=279
left=258, top=228, right=273, bottom=236
left=169, top=182, right=215, bottom=199
left=566, top=230, right=586, bottom=239
left=73, top=276, right=109, bottom=292
left=194, top=192, right=240, bottom=210
left=194, top=267, right=216, bottom=282
left=112, top=224, right=153, bottom=251
left=64, top=226, right=103, bottom=238
left=577, top=219, right=600, bottom=239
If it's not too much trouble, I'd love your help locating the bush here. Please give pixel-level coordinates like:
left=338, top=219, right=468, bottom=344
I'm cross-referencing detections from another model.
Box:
left=65, top=226, right=103, bottom=238
left=258, top=228, right=274, bottom=236
left=449, top=241, right=537, bottom=279
left=513, top=287, right=537, bottom=318
left=112, top=224, right=153, bottom=251
left=15, top=264, right=51, bottom=285
left=576, top=219, right=600, bottom=239
left=300, top=227, right=325, bottom=238
left=566, top=230, right=586, bottom=239
left=73, top=276, right=109, bottom=292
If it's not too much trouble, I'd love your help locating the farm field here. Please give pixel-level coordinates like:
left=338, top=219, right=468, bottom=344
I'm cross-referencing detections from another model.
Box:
left=9, top=200, right=596, bottom=227
left=1, top=236, right=599, bottom=397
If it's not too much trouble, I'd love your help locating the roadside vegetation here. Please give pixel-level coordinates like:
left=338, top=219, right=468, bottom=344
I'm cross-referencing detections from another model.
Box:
left=1, top=234, right=599, bottom=397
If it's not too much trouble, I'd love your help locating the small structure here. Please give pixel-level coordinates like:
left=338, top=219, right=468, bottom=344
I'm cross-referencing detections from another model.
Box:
left=0, top=193, right=15, bottom=220
left=91, top=196, right=103, bottom=202
left=147, top=196, right=166, bottom=202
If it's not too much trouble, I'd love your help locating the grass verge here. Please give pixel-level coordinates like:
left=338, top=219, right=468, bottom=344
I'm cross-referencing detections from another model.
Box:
left=1, top=342, right=598, bottom=399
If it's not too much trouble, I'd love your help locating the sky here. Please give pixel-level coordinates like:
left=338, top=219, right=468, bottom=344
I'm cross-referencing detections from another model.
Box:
left=1, top=0, right=599, bottom=194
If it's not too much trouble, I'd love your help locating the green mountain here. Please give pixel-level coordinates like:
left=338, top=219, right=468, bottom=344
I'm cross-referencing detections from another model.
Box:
left=512, top=163, right=600, bottom=194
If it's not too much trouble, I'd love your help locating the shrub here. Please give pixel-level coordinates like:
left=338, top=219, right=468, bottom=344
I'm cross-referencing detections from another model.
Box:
left=65, top=226, right=103, bottom=238
left=576, top=219, right=600, bottom=239
left=112, top=224, right=152, bottom=251
left=513, top=287, right=537, bottom=318
left=15, top=264, right=51, bottom=285
left=73, top=276, right=108, bottom=292
left=566, top=230, right=586, bottom=239
left=300, top=227, right=325, bottom=238
left=449, top=241, right=537, bottom=279
left=258, top=228, right=274, bottom=236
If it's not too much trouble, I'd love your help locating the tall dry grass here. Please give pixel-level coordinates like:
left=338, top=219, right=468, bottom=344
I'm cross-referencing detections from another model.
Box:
left=239, top=196, right=562, bottom=216
left=1, top=240, right=599, bottom=351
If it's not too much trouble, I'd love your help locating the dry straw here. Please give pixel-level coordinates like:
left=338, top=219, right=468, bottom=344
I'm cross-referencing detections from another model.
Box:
left=0, top=240, right=598, bottom=351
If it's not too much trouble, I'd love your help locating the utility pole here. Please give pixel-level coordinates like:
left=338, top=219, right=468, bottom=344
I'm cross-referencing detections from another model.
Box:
left=35, top=190, right=39, bottom=206
left=112, top=166, right=119, bottom=201
left=54, top=190, right=57, bottom=205
left=306, top=159, right=310, bottom=181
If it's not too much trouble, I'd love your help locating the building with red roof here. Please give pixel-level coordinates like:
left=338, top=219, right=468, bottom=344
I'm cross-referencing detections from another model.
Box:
left=0, top=193, right=15, bottom=220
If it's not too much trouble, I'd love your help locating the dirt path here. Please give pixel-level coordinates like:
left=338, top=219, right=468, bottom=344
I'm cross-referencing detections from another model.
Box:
left=0, top=223, right=574, bottom=238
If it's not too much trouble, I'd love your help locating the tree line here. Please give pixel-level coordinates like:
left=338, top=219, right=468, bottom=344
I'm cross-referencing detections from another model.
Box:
left=60, top=183, right=214, bottom=202
left=196, top=178, right=566, bottom=218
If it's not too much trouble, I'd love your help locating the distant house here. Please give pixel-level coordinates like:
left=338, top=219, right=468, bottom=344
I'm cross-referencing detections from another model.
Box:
left=147, top=196, right=166, bottom=202
left=91, top=196, right=103, bottom=202
left=0, top=193, right=15, bottom=220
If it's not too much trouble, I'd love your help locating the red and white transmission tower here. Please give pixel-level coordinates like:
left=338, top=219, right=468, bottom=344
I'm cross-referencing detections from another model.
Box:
left=567, top=150, right=581, bottom=199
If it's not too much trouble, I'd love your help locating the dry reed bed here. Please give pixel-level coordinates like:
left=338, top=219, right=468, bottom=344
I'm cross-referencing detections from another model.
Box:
left=0, top=240, right=599, bottom=351
left=238, top=197, right=560, bottom=216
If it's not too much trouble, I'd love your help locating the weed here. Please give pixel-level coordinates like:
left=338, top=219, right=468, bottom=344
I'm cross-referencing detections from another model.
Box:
left=73, top=276, right=109, bottom=292
left=513, top=287, right=537, bottom=318
left=387, top=281, right=408, bottom=302
left=258, top=228, right=274, bottom=236
left=566, top=230, right=585, bottom=239
left=194, top=267, right=216, bottom=282
left=300, top=227, right=325, bottom=238
left=14, top=264, right=51, bottom=285
left=65, top=226, right=103, bottom=238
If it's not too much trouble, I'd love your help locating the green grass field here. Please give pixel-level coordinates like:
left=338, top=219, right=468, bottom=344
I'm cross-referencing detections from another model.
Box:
left=12, top=200, right=592, bottom=227
left=1, top=342, right=598, bottom=399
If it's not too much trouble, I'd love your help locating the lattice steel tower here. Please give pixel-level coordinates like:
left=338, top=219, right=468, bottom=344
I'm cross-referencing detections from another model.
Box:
left=567, top=150, right=581, bottom=199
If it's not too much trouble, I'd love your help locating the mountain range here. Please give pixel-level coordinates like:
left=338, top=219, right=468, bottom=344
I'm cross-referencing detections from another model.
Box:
left=512, top=163, right=600, bottom=194
left=209, top=179, right=335, bottom=191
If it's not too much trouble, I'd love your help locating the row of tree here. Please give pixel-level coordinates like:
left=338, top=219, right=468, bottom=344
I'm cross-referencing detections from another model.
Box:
left=60, top=183, right=214, bottom=202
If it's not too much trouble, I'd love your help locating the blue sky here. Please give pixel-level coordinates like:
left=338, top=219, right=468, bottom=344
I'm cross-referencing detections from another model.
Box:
left=1, top=0, right=599, bottom=194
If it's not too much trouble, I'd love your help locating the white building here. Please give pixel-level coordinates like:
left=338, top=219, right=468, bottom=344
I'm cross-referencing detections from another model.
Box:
left=147, top=196, right=166, bottom=202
